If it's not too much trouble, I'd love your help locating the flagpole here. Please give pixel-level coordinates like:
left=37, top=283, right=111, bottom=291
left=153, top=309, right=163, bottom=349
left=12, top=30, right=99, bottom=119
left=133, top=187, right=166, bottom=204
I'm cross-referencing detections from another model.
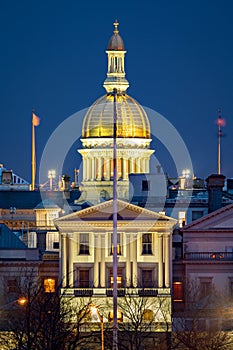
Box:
left=217, top=108, right=221, bottom=175
left=112, top=88, right=118, bottom=350
left=31, top=110, right=35, bottom=191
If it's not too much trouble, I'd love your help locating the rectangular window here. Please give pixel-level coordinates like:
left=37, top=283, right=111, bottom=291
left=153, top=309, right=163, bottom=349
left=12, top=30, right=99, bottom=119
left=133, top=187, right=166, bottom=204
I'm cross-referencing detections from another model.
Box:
left=192, top=211, right=204, bottom=221
left=142, top=180, right=150, bottom=191
left=53, top=242, right=59, bottom=249
left=79, top=233, right=89, bottom=255
left=110, top=233, right=121, bottom=255
left=44, top=278, right=56, bottom=293
left=79, top=270, right=90, bottom=287
left=7, top=279, right=17, bottom=293
left=142, top=233, right=152, bottom=254
left=178, top=211, right=186, bottom=228
left=109, top=268, right=123, bottom=288
left=173, top=282, right=183, bottom=302
left=141, top=270, right=153, bottom=287
left=199, top=277, right=212, bottom=298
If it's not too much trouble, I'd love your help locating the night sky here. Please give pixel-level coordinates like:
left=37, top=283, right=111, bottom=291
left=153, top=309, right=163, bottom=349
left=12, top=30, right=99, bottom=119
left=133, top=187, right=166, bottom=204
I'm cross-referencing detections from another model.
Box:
left=1, top=1, right=233, bottom=184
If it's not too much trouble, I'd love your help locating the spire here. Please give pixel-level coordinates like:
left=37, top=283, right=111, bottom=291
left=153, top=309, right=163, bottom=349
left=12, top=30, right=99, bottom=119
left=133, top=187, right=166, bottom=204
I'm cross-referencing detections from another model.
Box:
left=113, top=19, right=119, bottom=34
left=103, top=21, right=129, bottom=93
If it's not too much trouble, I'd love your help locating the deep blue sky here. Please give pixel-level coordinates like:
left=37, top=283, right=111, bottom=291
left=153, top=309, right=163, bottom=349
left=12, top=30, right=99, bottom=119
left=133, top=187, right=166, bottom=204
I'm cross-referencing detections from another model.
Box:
left=1, top=0, right=233, bottom=183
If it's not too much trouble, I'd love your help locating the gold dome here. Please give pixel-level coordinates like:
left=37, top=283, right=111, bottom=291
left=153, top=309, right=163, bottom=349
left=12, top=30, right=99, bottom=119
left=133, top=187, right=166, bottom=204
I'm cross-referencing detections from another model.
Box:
left=82, top=94, right=151, bottom=138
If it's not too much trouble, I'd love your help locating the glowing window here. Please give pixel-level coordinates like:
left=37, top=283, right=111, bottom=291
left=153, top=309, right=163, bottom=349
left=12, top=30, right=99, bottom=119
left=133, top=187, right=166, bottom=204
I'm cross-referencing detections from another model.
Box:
left=110, top=276, right=122, bottom=286
left=143, top=309, right=154, bottom=321
left=178, top=211, right=186, bottom=228
left=108, top=310, right=123, bottom=322
left=44, top=278, right=55, bottom=293
left=173, top=282, right=183, bottom=302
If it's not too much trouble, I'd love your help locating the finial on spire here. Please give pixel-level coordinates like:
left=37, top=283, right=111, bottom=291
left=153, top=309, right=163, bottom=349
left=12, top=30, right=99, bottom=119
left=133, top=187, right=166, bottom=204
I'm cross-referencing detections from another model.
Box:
left=113, top=19, right=119, bottom=34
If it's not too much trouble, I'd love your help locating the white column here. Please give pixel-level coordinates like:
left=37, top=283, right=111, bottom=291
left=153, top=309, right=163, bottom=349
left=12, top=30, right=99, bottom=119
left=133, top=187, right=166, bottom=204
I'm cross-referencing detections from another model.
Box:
left=132, top=234, right=137, bottom=287
left=129, top=158, right=135, bottom=174
left=94, top=234, right=100, bottom=287
left=106, top=157, right=110, bottom=180
left=164, top=234, right=170, bottom=288
left=68, top=235, right=74, bottom=287
left=91, top=157, right=95, bottom=180
left=96, top=156, right=101, bottom=180
left=83, top=158, right=86, bottom=181
left=122, top=157, right=128, bottom=180
left=136, top=157, right=141, bottom=173
left=158, top=234, right=163, bottom=288
left=61, top=234, right=67, bottom=287
left=100, top=235, right=105, bottom=287
left=126, top=234, right=131, bottom=287
left=145, top=158, right=150, bottom=173
left=141, top=158, right=146, bottom=173
left=85, top=158, right=89, bottom=180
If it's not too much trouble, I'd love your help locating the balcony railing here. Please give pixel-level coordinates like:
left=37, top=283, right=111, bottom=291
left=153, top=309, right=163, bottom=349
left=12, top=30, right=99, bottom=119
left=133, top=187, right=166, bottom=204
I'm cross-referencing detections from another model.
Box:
left=184, top=252, right=233, bottom=261
left=62, top=287, right=169, bottom=297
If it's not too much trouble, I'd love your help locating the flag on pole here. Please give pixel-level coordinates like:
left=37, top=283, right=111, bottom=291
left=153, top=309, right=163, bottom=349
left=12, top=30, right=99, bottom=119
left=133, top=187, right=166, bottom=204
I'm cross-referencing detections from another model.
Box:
left=32, top=112, right=40, bottom=126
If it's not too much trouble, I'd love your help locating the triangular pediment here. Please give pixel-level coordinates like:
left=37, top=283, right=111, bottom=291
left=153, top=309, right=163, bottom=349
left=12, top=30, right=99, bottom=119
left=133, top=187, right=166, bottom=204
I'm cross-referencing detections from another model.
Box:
left=55, top=199, right=176, bottom=223
left=183, top=204, right=233, bottom=231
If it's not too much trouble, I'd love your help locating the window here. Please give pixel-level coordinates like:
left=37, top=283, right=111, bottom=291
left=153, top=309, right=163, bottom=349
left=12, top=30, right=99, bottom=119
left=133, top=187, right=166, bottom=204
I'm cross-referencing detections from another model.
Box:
left=79, top=270, right=90, bottom=287
left=110, top=233, right=121, bottom=255
left=173, top=282, right=183, bottom=302
left=141, top=270, right=153, bottom=287
left=46, top=232, right=59, bottom=250
left=79, top=233, right=89, bottom=255
left=142, top=180, right=150, bottom=191
left=143, top=309, right=154, bottom=321
left=178, top=211, right=186, bottom=228
left=110, top=276, right=122, bottom=287
left=199, top=277, right=212, bottom=298
left=53, top=242, right=59, bottom=249
left=108, top=310, right=123, bottom=322
left=142, top=233, right=152, bottom=254
left=44, top=278, right=56, bottom=293
left=109, top=268, right=123, bottom=288
left=192, top=211, right=204, bottom=221
left=28, top=232, right=37, bottom=248
left=7, top=279, right=17, bottom=293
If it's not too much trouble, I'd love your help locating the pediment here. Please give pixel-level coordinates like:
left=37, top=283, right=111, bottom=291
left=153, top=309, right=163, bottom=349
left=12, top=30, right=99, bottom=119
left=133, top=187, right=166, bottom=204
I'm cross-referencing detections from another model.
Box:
left=183, top=204, right=233, bottom=231
left=55, top=199, right=176, bottom=223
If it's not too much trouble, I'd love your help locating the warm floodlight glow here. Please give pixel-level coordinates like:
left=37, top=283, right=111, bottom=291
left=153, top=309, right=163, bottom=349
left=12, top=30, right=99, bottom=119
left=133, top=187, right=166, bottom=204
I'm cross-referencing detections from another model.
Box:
left=17, top=297, right=28, bottom=306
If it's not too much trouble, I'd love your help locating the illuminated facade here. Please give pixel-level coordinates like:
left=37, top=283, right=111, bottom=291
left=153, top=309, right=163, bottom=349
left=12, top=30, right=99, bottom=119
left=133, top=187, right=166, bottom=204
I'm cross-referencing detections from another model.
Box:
left=78, top=21, right=154, bottom=203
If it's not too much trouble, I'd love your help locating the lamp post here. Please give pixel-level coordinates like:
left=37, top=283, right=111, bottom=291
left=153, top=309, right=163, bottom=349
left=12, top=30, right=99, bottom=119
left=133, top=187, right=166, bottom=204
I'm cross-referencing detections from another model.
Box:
left=90, top=305, right=104, bottom=350
left=10, top=206, right=16, bottom=231
left=48, top=170, right=56, bottom=191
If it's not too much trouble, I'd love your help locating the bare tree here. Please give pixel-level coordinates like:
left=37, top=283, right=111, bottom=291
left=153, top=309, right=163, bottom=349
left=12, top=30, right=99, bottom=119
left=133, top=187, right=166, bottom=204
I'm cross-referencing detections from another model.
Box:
left=172, top=279, right=233, bottom=350
left=0, top=268, right=95, bottom=350
left=104, top=291, right=172, bottom=350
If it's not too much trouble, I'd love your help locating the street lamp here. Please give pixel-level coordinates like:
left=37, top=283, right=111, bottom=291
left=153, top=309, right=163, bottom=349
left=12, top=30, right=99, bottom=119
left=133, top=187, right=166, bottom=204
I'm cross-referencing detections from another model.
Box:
left=90, top=305, right=104, bottom=350
left=10, top=206, right=16, bottom=231
left=48, top=170, right=56, bottom=191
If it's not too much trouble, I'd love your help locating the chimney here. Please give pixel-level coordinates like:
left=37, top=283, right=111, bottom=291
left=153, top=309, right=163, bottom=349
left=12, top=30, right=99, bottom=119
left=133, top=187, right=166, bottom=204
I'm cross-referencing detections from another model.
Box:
left=206, top=174, right=225, bottom=213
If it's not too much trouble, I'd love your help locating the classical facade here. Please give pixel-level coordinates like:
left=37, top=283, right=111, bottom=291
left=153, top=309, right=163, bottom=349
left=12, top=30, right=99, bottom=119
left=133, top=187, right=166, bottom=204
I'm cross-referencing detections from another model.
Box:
left=55, top=199, right=176, bottom=347
left=78, top=21, right=154, bottom=204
